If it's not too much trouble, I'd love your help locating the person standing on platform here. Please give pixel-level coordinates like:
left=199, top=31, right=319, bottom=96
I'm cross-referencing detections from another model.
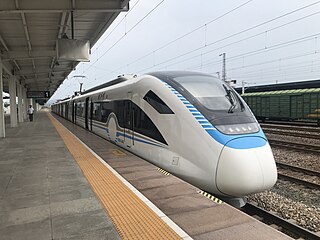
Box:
left=28, top=105, right=34, bottom=122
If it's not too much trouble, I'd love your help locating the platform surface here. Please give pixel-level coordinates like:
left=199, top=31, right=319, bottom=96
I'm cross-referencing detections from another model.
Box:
left=0, top=112, right=120, bottom=240
left=53, top=113, right=291, bottom=240
left=0, top=112, right=292, bottom=240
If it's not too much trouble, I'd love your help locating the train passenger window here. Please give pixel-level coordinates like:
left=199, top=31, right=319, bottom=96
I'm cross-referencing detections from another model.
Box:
left=76, top=102, right=85, bottom=117
left=76, top=102, right=81, bottom=116
left=101, top=102, right=112, bottom=122
left=132, top=102, right=167, bottom=144
left=143, top=91, right=174, bottom=114
left=81, top=102, right=85, bottom=117
left=114, top=101, right=125, bottom=127
left=92, top=102, right=102, bottom=121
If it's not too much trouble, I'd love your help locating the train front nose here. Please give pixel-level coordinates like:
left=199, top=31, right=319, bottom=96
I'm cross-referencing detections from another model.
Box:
left=216, top=137, right=277, bottom=197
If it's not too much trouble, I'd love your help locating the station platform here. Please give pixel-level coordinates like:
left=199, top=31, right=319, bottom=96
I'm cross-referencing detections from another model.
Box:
left=0, top=111, right=291, bottom=240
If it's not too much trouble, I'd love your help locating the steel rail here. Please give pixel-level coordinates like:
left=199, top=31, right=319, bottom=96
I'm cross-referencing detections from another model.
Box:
left=269, top=139, right=320, bottom=154
left=242, top=203, right=319, bottom=240
left=276, top=162, right=320, bottom=177
left=278, top=173, right=320, bottom=190
left=260, top=120, right=320, bottom=128
left=261, top=123, right=320, bottom=133
left=264, top=128, right=320, bottom=139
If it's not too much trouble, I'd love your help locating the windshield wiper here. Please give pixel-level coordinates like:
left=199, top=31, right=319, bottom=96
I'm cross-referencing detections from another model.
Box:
left=232, top=90, right=245, bottom=112
left=223, top=85, right=236, bottom=113
left=223, top=85, right=246, bottom=112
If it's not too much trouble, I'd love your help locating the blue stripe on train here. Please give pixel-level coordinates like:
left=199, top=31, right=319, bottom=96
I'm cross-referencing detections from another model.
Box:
left=116, top=132, right=164, bottom=148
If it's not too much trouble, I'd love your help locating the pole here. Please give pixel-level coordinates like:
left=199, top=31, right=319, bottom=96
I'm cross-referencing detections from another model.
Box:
left=17, top=83, right=23, bottom=123
left=9, top=75, right=18, bottom=127
left=23, top=88, right=28, bottom=120
left=71, top=11, right=74, bottom=39
left=220, top=53, right=226, bottom=82
left=242, top=81, right=245, bottom=94
left=0, top=56, right=5, bottom=137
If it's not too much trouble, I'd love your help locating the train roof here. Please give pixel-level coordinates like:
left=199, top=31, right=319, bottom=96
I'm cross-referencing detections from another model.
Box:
left=81, top=74, right=137, bottom=95
left=59, top=71, right=214, bottom=102
left=242, top=88, right=320, bottom=96
left=148, top=71, right=212, bottom=79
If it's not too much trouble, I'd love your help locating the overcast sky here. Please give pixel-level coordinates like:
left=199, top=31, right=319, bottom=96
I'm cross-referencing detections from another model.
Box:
left=49, top=0, right=320, bottom=103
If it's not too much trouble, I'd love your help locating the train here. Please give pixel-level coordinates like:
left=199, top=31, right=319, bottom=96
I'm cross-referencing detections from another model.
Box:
left=52, top=71, right=277, bottom=206
left=242, top=88, right=320, bottom=125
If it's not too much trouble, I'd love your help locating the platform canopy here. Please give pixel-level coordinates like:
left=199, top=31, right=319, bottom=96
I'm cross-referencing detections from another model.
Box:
left=0, top=0, right=129, bottom=96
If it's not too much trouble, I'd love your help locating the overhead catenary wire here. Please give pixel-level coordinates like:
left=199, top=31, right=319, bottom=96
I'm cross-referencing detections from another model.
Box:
left=235, top=68, right=320, bottom=82
left=228, top=51, right=320, bottom=72
left=109, top=0, right=255, bottom=73
left=171, top=33, right=320, bottom=71
left=91, top=34, right=320, bottom=82
left=69, top=1, right=320, bottom=99
left=136, top=10, right=320, bottom=74
left=220, top=54, right=320, bottom=84
left=229, top=57, right=320, bottom=77
left=186, top=34, right=320, bottom=72
left=93, top=0, right=142, bottom=53
left=85, top=0, right=320, bottom=84
left=117, top=0, right=320, bottom=74
left=83, top=0, right=166, bottom=74
left=231, top=60, right=320, bottom=79
left=208, top=53, right=320, bottom=85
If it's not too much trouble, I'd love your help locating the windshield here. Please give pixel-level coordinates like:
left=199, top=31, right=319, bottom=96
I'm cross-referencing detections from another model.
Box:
left=149, top=71, right=257, bottom=127
left=174, top=75, right=243, bottom=112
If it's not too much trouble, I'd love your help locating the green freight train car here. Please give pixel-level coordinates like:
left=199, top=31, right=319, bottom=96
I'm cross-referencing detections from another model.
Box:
left=242, top=88, right=320, bottom=125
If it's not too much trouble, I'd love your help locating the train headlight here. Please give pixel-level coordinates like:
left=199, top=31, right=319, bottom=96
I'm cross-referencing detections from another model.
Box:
left=215, top=122, right=260, bottom=135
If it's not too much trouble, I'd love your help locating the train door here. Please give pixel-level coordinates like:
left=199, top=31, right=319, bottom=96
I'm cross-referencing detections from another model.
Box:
left=73, top=101, right=76, bottom=123
left=85, top=97, right=89, bottom=130
left=90, top=101, right=93, bottom=131
left=65, top=103, right=69, bottom=119
left=125, top=92, right=134, bottom=148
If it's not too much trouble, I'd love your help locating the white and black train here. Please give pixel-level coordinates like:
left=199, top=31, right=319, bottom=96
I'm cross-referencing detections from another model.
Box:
left=52, top=71, right=277, bottom=206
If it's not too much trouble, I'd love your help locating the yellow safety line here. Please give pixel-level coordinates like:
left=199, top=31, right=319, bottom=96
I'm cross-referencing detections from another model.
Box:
left=198, top=190, right=223, bottom=204
left=157, top=168, right=170, bottom=176
left=48, top=114, right=181, bottom=240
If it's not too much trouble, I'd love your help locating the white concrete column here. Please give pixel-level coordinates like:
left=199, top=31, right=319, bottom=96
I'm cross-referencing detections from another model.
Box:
left=32, top=99, right=37, bottom=112
left=17, top=83, right=23, bottom=123
left=23, top=88, right=28, bottom=120
left=8, top=75, right=18, bottom=127
left=0, top=57, right=5, bottom=138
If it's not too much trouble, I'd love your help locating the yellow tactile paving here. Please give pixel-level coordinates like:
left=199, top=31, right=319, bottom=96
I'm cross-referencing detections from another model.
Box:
left=48, top=114, right=181, bottom=240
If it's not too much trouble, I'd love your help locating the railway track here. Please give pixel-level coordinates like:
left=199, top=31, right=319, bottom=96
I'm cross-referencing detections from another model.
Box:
left=261, top=123, right=320, bottom=133
left=242, top=203, right=320, bottom=240
left=276, top=162, right=320, bottom=190
left=260, top=120, right=320, bottom=128
left=277, top=162, right=320, bottom=178
left=269, top=139, right=320, bottom=154
left=278, top=173, right=320, bottom=190
left=264, top=128, right=320, bottom=140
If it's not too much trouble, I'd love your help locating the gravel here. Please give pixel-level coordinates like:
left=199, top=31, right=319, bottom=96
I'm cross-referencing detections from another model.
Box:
left=278, top=168, right=320, bottom=185
left=248, top=190, right=320, bottom=232
left=266, top=133, right=320, bottom=146
left=272, top=180, right=320, bottom=208
left=247, top=125, right=320, bottom=233
left=272, top=147, right=320, bottom=172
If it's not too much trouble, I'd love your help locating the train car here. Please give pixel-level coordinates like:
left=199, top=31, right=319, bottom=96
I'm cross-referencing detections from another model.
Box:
left=242, top=88, right=320, bottom=125
left=52, top=71, right=277, bottom=206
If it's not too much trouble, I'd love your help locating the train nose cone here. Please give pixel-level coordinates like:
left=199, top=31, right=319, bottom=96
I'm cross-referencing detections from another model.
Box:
left=216, top=137, right=277, bottom=197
